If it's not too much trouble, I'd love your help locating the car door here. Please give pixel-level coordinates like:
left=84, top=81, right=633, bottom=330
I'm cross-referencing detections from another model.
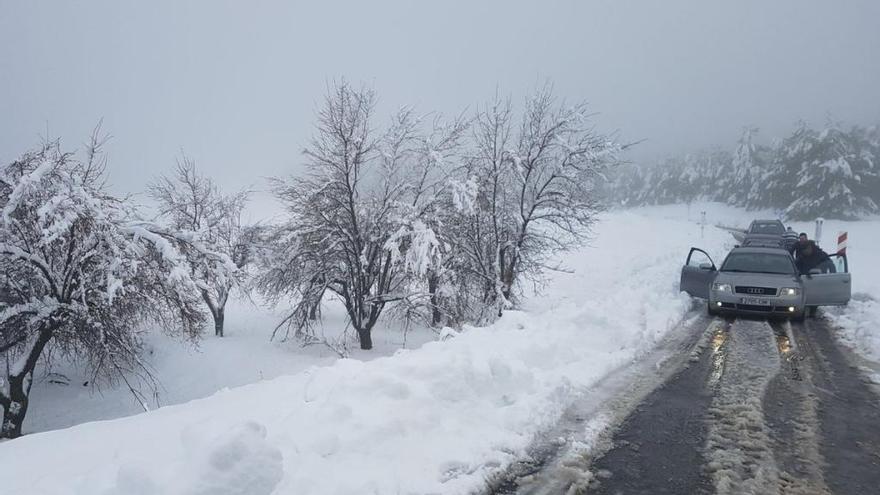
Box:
left=803, top=253, right=851, bottom=306
left=680, top=247, right=717, bottom=299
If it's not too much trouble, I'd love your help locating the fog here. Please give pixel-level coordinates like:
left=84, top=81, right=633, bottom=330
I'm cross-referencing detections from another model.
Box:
left=2, top=0, right=878, bottom=215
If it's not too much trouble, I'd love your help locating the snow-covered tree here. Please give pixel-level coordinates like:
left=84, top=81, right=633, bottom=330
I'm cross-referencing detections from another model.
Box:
left=780, top=122, right=878, bottom=219
left=606, top=120, right=879, bottom=220
left=456, top=87, right=620, bottom=317
left=850, top=125, right=880, bottom=209
left=0, top=137, right=217, bottom=438
left=260, top=81, right=424, bottom=350
left=150, top=157, right=250, bottom=337
left=729, top=127, right=769, bottom=206
left=384, top=114, right=470, bottom=327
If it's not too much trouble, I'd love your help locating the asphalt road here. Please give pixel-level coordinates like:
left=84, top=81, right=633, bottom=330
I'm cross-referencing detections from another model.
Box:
left=490, top=314, right=880, bottom=495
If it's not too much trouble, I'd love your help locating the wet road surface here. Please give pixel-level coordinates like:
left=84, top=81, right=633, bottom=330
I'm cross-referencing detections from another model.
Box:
left=489, top=314, right=880, bottom=495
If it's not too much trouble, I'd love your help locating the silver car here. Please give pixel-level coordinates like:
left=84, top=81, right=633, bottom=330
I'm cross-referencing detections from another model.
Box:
left=679, top=246, right=851, bottom=320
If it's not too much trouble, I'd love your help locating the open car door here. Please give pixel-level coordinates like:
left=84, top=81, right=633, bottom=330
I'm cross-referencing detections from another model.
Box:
left=803, top=253, right=851, bottom=306
left=680, top=248, right=717, bottom=299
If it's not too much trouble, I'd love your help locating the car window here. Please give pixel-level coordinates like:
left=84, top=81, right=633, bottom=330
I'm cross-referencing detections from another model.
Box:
left=720, top=253, right=794, bottom=274
left=749, top=222, right=784, bottom=235
left=687, top=249, right=713, bottom=267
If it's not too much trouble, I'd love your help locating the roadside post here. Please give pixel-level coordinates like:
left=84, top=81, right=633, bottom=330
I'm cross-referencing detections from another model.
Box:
left=836, top=231, right=848, bottom=273
left=814, top=218, right=824, bottom=245
left=700, top=211, right=706, bottom=239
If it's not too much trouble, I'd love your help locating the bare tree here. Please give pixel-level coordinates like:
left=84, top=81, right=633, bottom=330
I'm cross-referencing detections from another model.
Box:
left=259, top=82, right=618, bottom=345
left=0, top=136, right=219, bottom=438
left=258, top=81, right=473, bottom=348
left=149, top=157, right=250, bottom=337
left=455, top=86, right=621, bottom=317
left=260, top=81, right=406, bottom=350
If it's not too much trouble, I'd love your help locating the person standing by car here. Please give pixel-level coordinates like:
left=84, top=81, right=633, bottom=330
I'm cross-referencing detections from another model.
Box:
left=794, top=236, right=833, bottom=275
left=790, top=232, right=809, bottom=254
left=794, top=234, right=833, bottom=318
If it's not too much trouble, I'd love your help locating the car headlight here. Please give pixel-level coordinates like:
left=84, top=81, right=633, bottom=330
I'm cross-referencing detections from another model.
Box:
left=712, top=283, right=732, bottom=292
left=779, top=287, right=801, bottom=296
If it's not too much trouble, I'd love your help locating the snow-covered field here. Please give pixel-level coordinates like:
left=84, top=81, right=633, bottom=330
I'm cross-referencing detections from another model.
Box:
left=2, top=203, right=878, bottom=495
left=23, top=298, right=437, bottom=434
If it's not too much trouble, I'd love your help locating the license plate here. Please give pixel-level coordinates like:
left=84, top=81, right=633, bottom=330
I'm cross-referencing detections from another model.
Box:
left=741, top=297, right=770, bottom=306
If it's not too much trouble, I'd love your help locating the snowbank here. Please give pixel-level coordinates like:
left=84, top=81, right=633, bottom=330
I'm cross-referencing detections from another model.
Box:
left=0, top=204, right=763, bottom=494
left=22, top=296, right=437, bottom=434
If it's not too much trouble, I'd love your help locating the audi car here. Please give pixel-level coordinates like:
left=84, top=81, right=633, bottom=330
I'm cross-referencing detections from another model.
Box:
left=679, top=245, right=851, bottom=319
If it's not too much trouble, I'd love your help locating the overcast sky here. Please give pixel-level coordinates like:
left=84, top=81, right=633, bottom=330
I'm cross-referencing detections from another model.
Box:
left=2, top=0, right=879, bottom=215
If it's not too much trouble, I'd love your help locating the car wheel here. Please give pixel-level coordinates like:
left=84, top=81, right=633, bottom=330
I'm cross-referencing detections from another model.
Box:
left=791, top=311, right=805, bottom=323
left=807, top=306, right=818, bottom=318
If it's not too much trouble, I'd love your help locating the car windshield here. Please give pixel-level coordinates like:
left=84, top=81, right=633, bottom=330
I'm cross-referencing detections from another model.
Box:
left=720, top=252, right=794, bottom=275
left=749, top=222, right=784, bottom=235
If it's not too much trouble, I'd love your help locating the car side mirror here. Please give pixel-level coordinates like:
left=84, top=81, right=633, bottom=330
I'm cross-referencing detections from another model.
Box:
left=698, top=263, right=715, bottom=271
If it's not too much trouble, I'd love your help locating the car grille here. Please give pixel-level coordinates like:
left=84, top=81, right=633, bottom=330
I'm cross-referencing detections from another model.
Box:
left=737, top=304, right=773, bottom=312
left=734, top=286, right=777, bottom=296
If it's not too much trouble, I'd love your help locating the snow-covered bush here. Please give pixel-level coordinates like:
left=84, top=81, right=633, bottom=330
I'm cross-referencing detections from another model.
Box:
left=0, top=136, right=216, bottom=438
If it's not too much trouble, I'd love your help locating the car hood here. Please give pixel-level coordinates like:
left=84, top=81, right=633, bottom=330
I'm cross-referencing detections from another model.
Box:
left=714, top=272, right=801, bottom=287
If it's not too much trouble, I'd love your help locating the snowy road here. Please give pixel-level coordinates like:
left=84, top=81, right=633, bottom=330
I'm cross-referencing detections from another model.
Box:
left=492, top=314, right=880, bottom=495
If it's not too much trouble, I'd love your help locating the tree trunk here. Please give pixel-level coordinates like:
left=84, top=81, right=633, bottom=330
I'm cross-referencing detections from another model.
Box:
left=202, top=289, right=225, bottom=337
left=500, top=248, right=517, bottom=303
left=1, top=374, right=30, bottom=439
left=213, top=306, right=225, bottom=337
left=1, top=328, right=53, bottom=439
left=427, top=273, right=442, bottom=327
left=357, top=328, right=373, bottom=350
left=308, top=301, right=319, bottom=321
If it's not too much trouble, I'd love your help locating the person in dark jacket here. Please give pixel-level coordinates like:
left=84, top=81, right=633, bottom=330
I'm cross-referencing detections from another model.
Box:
left=793, top=237, right=833, bottom=274
left=789, top=232, right=814, bottom=256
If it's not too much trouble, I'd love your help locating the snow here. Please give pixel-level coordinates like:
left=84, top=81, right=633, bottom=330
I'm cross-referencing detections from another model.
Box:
left=2, top=203, right=878, bottom=494
left=819, top=157, right=853, bottom=177
left=1, top=155, right=55, bottom=225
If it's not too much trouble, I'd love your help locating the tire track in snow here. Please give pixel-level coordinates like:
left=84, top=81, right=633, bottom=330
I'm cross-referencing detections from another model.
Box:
left=764, top=320, right=830, bottom=495
left=704, top=319, right=781, bottom=494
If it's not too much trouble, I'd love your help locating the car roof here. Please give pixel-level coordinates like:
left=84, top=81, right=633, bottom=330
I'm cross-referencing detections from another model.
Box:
left=729, top=246, right=792, bottom=255
left=751, top=219, right=783, bottom=224
left=741, top=236, right=786, bottom=248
